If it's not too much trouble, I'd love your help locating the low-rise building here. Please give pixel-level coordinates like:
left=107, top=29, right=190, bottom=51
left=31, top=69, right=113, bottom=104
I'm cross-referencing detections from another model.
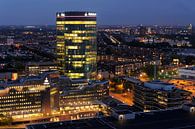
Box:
left=0, top=72, right=54, bottom=120
left=179, top=66, right=195, bottom=79
left=102, top=97, right=135, bottom=120
left=59, top=80, right=109, bottom=120
left=25, top=62, right=58, bottom=76
left=134, top=80, right=191, bottom=112
left=0, top=71, right=110, bottom=121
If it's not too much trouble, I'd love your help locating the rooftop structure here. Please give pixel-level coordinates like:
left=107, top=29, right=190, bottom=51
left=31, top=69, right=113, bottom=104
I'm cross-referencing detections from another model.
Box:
left=144, top=80, right=176, bottom=91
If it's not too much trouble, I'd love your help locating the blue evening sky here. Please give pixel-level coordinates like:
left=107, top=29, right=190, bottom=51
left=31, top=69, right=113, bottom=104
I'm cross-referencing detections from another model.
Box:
left=0, top=0, right=194, bottom=25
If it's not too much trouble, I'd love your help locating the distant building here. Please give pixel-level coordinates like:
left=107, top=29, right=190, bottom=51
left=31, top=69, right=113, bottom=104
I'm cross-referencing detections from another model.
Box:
left=0, top=72, right=18, bottom=81
left=177, top=49, right=195, bottom=57
left=139, top=25, right=147, bottom=35
left=134, top=81, right=191, bottom=112
left=25, top=62, right=58, bottom=76
left=179, top=66, right=195, bottom=79
left=56, top=11, right=97, bottom=79
left=172, top=58, right=180, bottom=66
left=187, top=24, right=193, bottom=34
left=6, top=36, right=14, bottom=45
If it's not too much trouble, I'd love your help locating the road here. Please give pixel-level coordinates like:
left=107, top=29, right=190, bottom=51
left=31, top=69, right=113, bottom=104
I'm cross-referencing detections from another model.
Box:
left=110, top=91, right=133, bottom=106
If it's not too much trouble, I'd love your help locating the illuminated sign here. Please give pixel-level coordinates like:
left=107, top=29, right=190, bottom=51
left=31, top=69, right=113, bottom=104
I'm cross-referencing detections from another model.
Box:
left=88, top=13, right=96, bottom=16
left=84, top=13, right=96, bottom=17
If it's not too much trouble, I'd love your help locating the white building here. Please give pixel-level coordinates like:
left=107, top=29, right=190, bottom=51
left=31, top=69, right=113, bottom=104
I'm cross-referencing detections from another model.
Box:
left=179, top=66, right=195, bottom=79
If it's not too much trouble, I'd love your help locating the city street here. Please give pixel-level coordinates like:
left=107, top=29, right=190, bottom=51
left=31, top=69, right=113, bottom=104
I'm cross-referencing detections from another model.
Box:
left=109, top=91, right=134, bottom=106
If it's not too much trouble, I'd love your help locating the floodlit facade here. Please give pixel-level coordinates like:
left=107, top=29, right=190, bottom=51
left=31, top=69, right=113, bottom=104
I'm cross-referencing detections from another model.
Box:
left=59, top=80, right=109, bottom=120
left=56, top=11, right=97, bottom=79
left=0, top=73, right=53, bottom=120
left=0, top=71, right=109, bottom=121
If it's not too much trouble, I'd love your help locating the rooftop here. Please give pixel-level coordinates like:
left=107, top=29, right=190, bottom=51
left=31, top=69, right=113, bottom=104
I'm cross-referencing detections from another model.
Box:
left=102, top=97, right=133, bottom=114
left=144, top=80, right=176, bottom=91
left=27, top=109, right=195, bottom=129
left=26, top=118, right=112, bottom=129
left=0, top=71, right=58, bottom=87
left=123, top=77, right=141, bottom=84
left=182, top=66, right=195, bottom=71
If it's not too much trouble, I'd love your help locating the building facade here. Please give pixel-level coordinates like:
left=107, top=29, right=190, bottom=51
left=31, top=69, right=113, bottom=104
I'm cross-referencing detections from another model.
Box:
left=25, top=62, right=58, bottom=76
left=56, top=12, right=97, bottom=79
left=59, top=80, right=109, bottom=120
left=0, top=73, right=53, bottom=120
left=134, top=81, right=191, bottom=112
left=0, top=71, right=109, bottom=121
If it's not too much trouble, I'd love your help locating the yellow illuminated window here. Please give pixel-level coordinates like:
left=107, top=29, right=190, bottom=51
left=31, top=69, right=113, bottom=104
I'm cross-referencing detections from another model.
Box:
left=67, top=46, right=78, bottom=49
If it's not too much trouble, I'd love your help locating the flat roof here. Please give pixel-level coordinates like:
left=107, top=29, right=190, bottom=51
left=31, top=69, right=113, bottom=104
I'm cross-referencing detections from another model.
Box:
left=102, top=97, right=133, bottom=114
left=27, top=109, right=195, bottom=129
left=123, top=77, right=141, bottom=84
left=144, top=80, right=176, bottom=91
left=182, top=66, right=195, bottom=71
left=107, top=109, right=195, bottom=129
left=26, top=118, right=113, bottom=129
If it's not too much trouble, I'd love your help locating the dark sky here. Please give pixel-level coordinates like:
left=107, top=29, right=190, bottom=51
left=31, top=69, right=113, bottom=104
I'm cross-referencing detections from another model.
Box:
left=0, top=0, right=195, bottom=25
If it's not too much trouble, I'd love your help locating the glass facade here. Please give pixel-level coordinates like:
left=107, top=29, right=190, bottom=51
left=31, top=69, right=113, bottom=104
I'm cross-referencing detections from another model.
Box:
left=56, top=12, right=97, bottom=79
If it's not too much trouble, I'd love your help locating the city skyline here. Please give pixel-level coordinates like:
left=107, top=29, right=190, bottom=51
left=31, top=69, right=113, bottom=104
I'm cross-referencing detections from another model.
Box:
left=0, top=0, right=195, bottom=25
left=0, top=1, right=195, bottom=127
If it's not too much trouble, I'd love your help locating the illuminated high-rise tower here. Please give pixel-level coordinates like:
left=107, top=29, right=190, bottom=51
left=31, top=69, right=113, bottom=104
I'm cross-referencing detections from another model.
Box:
left=56, top=12, right=97, bottom=79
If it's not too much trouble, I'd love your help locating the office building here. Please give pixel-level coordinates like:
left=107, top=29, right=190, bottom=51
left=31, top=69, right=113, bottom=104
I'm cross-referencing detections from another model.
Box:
left=134, top=81, right=191, bottom=112
left=25, top=62, right=58, bottom=76
left=59, top=80, right=109, bottom=120
left=0, top=72, right=55, bottom=120
left=0, top=70, right=109, bottom=121
left=56, top=11, right=97, bottom=80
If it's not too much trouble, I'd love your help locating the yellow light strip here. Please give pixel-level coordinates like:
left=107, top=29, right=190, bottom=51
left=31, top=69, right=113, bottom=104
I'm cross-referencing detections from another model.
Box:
left=72, top=30, right=95, bottom=34
left=56, top=21, right=96, bottom=25
left=72, top=55, right=85, bottom=58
